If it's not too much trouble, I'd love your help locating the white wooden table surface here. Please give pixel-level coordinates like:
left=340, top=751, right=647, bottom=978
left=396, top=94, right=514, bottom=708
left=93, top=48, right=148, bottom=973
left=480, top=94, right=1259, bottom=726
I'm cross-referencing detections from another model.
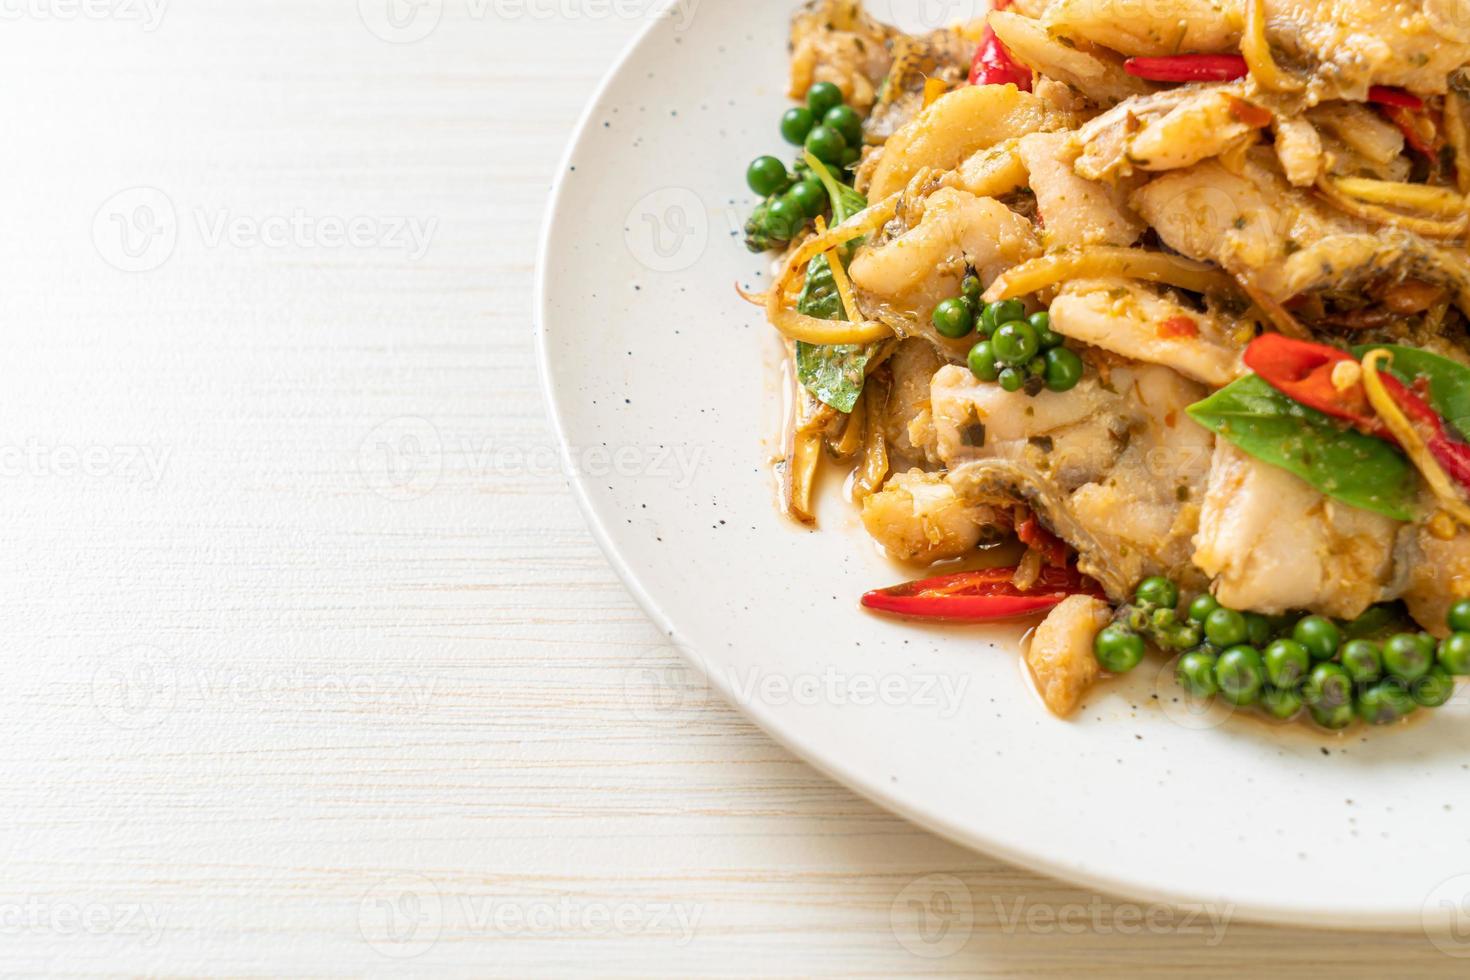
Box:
left=0, top=1, right=1465, bottom=975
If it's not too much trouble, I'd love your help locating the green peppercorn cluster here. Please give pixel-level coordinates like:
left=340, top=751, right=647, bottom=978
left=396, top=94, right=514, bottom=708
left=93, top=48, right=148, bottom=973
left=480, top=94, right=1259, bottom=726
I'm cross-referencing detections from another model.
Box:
left=1094, top=581, right=1470, bottom=730
left=931, top=284, right=1083, bottom=396
left=743, top=83, right=865, bottom=252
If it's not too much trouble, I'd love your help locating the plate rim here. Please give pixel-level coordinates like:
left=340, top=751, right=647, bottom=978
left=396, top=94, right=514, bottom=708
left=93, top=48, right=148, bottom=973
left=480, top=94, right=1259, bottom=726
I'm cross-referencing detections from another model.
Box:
left=532, top=1, right=1423, bottom=933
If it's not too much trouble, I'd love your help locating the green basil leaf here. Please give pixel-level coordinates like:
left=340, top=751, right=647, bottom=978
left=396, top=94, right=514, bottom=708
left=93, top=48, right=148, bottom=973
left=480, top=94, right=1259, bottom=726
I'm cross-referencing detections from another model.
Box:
left=1187, top=374, right=1418, bottom=521
left=1352, top=343, right=1470, bottom=440
left=794, top=254, right=872, bottom=413
left=795, top=341, right=871, bottom=414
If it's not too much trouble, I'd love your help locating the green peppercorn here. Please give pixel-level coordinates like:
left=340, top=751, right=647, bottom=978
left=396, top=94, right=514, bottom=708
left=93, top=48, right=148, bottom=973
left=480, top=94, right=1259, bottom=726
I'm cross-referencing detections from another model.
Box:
left=1215, top=645, right=1266, bottom=706
left=1042, top=347, right=1083, bottom=393
left=804, top=124, right=847, bottom=164
left=968, top=341, right=999, bottom=382
left=1293, top=615, right=1342, bottom=662
left=1263, top=638, right=1311, bottom=690
left=1340, top=639, right=1384, bottom=685
left=1261, top=686, right=1305, bottom=720
left=1135, top=576, right=1178, bottom=609
left=932, top=298, right=974, bottom=339
left=1304, top=662, right=1353, bottom=710
left=1167, top=623, right=1202, bottom=650
left=806, top=81, right=844, bottom=118
left=1448, top=599, right=1470, bottom=633
left=1243, top=613, right=1272, bottom=648
left=1413, top=665, right=1456, bottom=708
left=780, top=106, right=816, bottom=145
left=1094, top=625, right=1146, bottom=673
left=823, top=104, right=863, bottom=145
left=1357, top=678, right=1417, bottom=724
left=998, top=367, right=1025, bottom=392
left=1310, top=701, right=1356, bottom=730
left=1439, top=632, right=1470, bottom=675
left=992, top=320, right=1040, bottom=367
left=1187, top=594, right=1220, bottom=624
left=1383, top=632, right=1433, bottom=682
left=747, top=156, right=790, bottom=196
left=786, top=178, right=827, bottom=218
left=1026, top=355, right=1047, bottom=377
left=1176, top=649, right=1219, bottom=698
left=988, top=298, right=1025, bottom=326
left=1204, top=608, right=1248, bottom=648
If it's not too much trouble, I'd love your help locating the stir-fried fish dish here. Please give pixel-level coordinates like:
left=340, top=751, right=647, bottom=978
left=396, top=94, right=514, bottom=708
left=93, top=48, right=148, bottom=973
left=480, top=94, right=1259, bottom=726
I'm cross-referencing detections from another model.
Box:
left=740, top=0, right=1470, bottom=730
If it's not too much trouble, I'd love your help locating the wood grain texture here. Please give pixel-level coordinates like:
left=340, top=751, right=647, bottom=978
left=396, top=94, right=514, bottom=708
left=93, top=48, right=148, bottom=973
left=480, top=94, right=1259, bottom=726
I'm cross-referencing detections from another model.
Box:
left=0, top=0, right=1463, bottom=974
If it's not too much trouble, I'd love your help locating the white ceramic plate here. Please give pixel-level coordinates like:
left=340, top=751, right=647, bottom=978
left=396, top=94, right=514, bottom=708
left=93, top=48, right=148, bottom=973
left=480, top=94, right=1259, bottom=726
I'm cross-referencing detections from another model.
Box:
left=537, top=0, right=1470, bottom=932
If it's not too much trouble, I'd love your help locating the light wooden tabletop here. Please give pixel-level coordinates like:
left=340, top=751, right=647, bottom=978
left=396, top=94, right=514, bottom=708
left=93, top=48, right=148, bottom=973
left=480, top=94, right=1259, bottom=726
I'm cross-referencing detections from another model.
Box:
left=0, top=0, right=1465, bottom=974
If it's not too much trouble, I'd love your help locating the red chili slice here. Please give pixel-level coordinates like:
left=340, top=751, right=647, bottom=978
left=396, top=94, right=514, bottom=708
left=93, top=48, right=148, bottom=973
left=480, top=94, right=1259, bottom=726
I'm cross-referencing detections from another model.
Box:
left=1377, top=373, right=1470, bottom=488
left=1245, top=334, right=1470, bottom=493
left=861, top=565, right=1104, bottom=622
left=1121, top=56, right=1421, bottom=113
left=1123, top=54, right=1247, bottom=83
left=968, top=0, right=1031, bottom=91
left=1157, top=314, right=1200, bottom=339
left=1243, top=333, right=1383, bottom=435
left=1015, top=507, right=1071, bottom=567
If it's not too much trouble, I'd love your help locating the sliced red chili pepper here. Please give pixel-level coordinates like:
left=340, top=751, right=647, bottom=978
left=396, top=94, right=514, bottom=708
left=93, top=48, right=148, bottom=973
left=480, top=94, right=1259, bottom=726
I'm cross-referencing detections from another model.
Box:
left=1379, top=103, right=1439, bottom=155
left=1377, top=372, right=1470, bottom=488
left=1225, top=95, right=1274, bottom=128
left=1015, top=507, right=1071, bottom=567
left=1243, top=333, right=1382, bottom=434
left=1122, top=57, right=1421, bottom=113
left=1157, top=314, right=1200, bottom=339
left=1246, top=333, right=1470, bottom=492
left=861, top=565, right=1104, bottom=622
left=968, top=0, right=1031, bottom=91
left=1123, top=54, right=1247, bottom=83
left=1367, top=86, right=1423, bottom=110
